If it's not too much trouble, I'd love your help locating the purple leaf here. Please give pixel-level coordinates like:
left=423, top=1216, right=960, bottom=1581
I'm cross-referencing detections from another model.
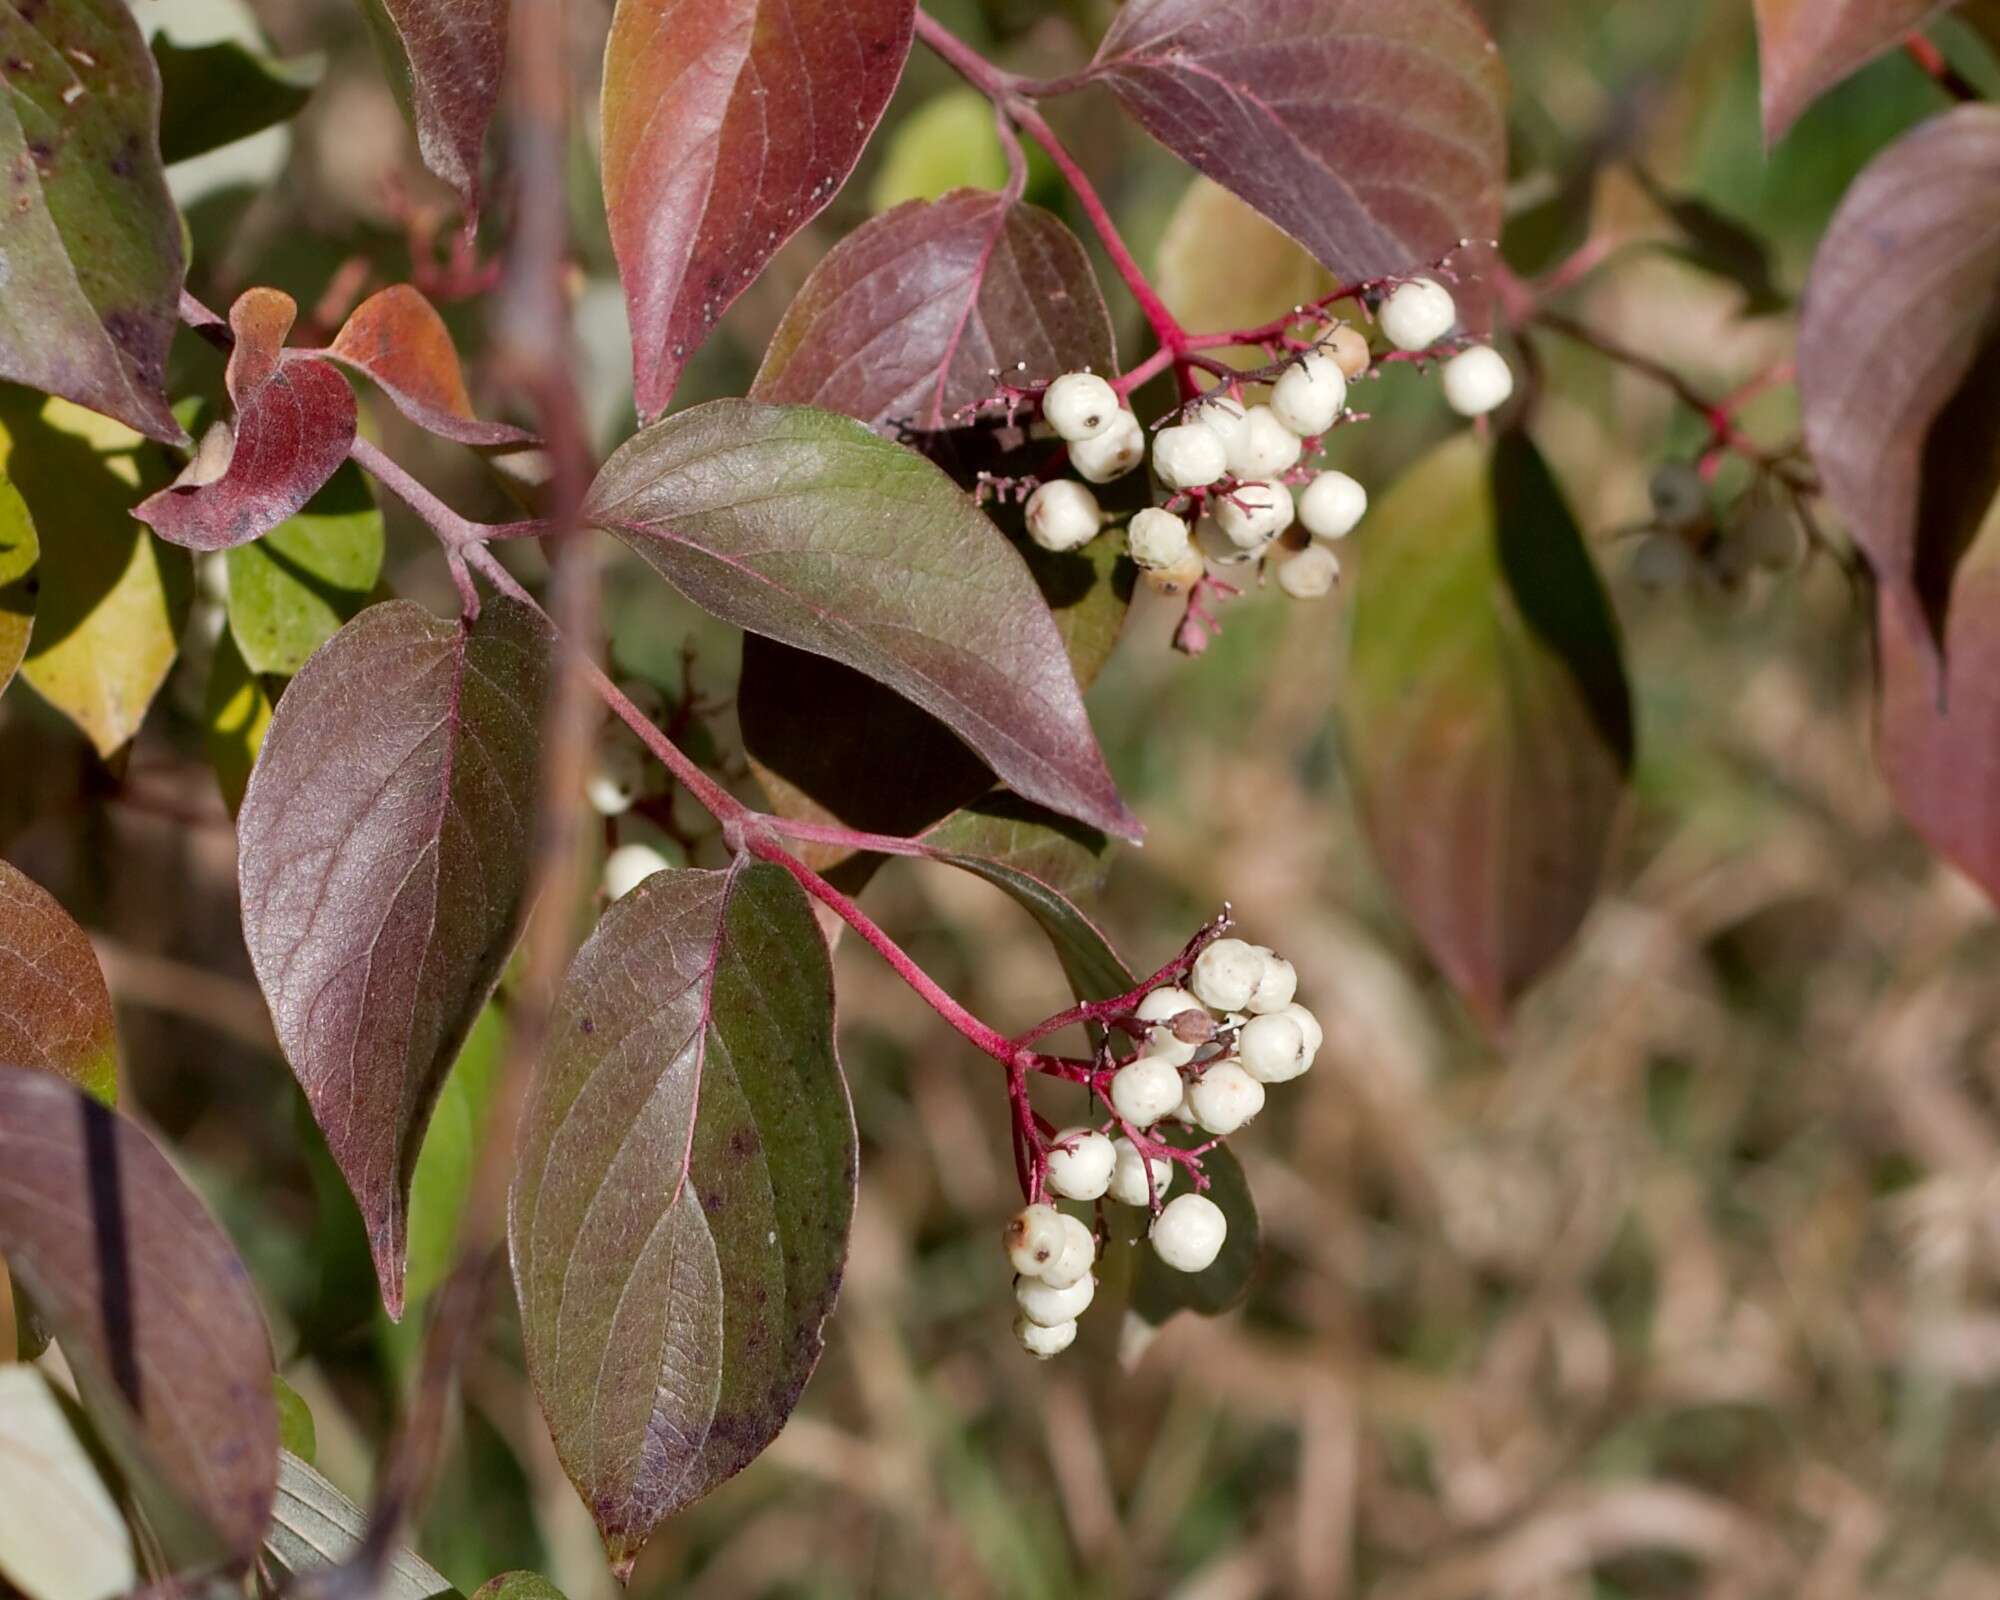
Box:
left=136, top=288, right=358, bottom=553
left=237, top=597, right=549, bottom=1317
left=0, top=0, right=185, bottom=443
left=751, top=190, right=1115, bottom=433
left=601, top=0, right=916, bottom=418
left=0, top=861, right=116, bottom=1105
left=1754, top=0, right=1950, bottom=142
left=510, top=861, right=853, bottom=1573
left=1085, top=0, right=1507, bottom=329
left=1340, top=431, right=1631, bottom=1031
left=362, top=0, right=507, bottom=224
left=585, top=399, right=1139, bottom=840
left=1800, top=105, right=2000, bottom=662
left=0, top=1066, right=278, bottom=1568
left=327, top=285, right=533, bottom=446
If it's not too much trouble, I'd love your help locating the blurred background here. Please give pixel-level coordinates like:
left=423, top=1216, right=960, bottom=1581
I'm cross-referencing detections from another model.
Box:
left=8, top=0, right=2000, bottom=1595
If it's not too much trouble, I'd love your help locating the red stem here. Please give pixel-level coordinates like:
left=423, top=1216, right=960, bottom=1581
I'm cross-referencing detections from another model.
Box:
left=1904, top=34, right=1981, bottom=103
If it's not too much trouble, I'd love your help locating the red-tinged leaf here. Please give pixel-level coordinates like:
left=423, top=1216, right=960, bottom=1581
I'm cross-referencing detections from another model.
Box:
left=1085, top=0, right=1507, bottom=330
left=602, top=0, right=916, bottom=417
left=0, top=1067, right=279, bottom=1568
left=751, top=190, right=1115, bottom=433
left=0, top=861, right=116, bottom=1105
left=327, top=285, right=532, bottom=446
left=1800, top=106, right=2000, bottom=660
left=1340, top=431, right=1632, bottom=1030
left=360, top=0, right=507, bottom=224
left=237, top=598, right=549, bottom=1317
left=0, top=0, right=185, bottom=442
left=1878, top=499, right=2000, bottom=903
left=585, top=400, right=1139, bottom=840
left=510, top=860, right=853, bottom=1570
left=1755, top=0, right=1950, bottom=142
left=136, top=289, right=357, bottom=552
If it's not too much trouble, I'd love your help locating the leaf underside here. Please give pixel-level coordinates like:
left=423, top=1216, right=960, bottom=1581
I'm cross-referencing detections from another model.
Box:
left=362, top=0, right=508, bottom=224
left=511, top=861, right=854, bottom=1571
left=1754, top=0, right=1948, bottom=142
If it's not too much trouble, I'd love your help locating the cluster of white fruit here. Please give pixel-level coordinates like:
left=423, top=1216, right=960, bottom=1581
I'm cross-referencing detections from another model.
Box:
left=1020, top=278, right=1514, bottom=609
left=1629, top=462, right=1800, bottom=594
left=589, top=678, right=680, bottom=901
left=1007, top=937, right=1321, bottom=1358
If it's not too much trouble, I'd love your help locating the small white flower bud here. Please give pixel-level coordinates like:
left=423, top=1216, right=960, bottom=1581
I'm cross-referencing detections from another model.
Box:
left=1015, top=1313, right=1078, bottom=1357
left=1043, top=371, right=1120, bottom=442
left=1111, top=1054, right=1185, bottom=1127
left=1016, top=1270, right=1094, bottom=1327
left=1278, top=545, right=1339, bottom=599
left=1150, top=1192, right=1228, bottom=1273
left=1127, top=506, right=1192, bottom=570
left=1191, top=938, right=1263, bottom=1012
left=1186, top=1059, right=1265, bottom=1134
left=1379, top=277, right=1457, bottom=351
left=1004, top=1203, right=1067, bottom=1277
left=1440, top=345, right=1513, bottom=416
left=603, top=843, right=670, bottom=900
left=1106, top=1136, right=1175, bottom=1206
left=1152, top=421, right=1229, bottom=490
left=1025, top=479, right=1103, bottom=553
left=1070, top=409, right=1146, bottom=482
left=1223, top=404, right=1303, bottom=478
left=1299, top=470, right=1367, bottom=540
left=1271, top=352, right=1347, bottom=437
left=1046, top=1127, right=1116, bottom=1201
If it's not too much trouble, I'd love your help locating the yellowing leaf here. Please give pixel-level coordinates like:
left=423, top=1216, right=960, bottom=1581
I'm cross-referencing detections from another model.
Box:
left=0, top=475, right=35, bottom=695
left=0, top=393, right=189, bottom=756
left=1156, top=178, right=1335, bottom=372
left=204, top=630, right=272, bottom=817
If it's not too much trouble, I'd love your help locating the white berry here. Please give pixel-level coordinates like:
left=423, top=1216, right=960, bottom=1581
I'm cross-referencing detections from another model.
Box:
left=1271, top=352, right=1347, bottom=437
left=1279, top=1002, right=1323, bottom=1058
left=1379, top=277, right=1457, bottom=351
left=1152, top=421, right=1229, bottom=490
left=1111, top=1054, right=1185, bottom=1127
left=1016, top=1270, right=1095, bottom=1327
left=586, top=741, right=647, bottom=816
left=1046, top=1128, right=1116, bottom=1201
left=1070, top=409, right=1145, bottom=482
left=1238, top=1011, right=1310, bottom=1083
left=1025, top=479, right=1103, bottom=553
left=1299, top=470, right=1367, bottom=541
left=1223, top=405, right=1303, bottom=478
left=1215, top=477, right=1295, bottom=550
left=1127, top=507, right=1192, bottom=570
left=1151, top=1192, right=1228, bottom=1273
left=1244, top=950, right=1297, bottom=1014
left=1133, top=985, right=1206, bottom=1066
left=1043, top=371, right=1120, bottom=442
left=1144, top=547, right=1207, bottom=595
left=1039, top=1213, right=1096, bottom=1289
left=1440, top=345, right=1513, bottom=417
left=1648, top=463, right=1708, bottom=531
left=1191, top=938, right=1264, bottom=1012
left=1187, top=1060, right=1266, bottom=1135
left=1194, top=395, right=1249, bottom=452
left=1278, top=545, right=1339, bottom=599
left=1107, top=1137, right=1175, bottom=1206
left=603, top=843, right=670, bottom=900
left=1195, top=515, right=1256, bottom=568
left=1015, top=1314, right=1078, bottom=1358
left=1004, top=1203, right=1067, bottom=1277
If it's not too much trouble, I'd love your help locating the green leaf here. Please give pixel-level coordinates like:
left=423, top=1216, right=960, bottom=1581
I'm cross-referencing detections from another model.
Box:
left=869, top=89, right=1010, bottom=211
left=0, top=1068, right=279, bottom=1571
left=0, top=474, right=34, bottom=697
left=403, top=996, right=507, bottom=1309
left=0, top=0, right=184, bottom=441
left=1128, top=1131, right=1260, bottom=1327
left=1632, top=167, right=1790, bottom=314
left=272, top=1377, right=317, bottom=1466
left=512, top=861, right=854, bottom=1573
left=264, top=1451, right=457, bottom=1600
left=470, top=1575, right=566, bottom=1600
left=0, top=1365, right=137, bottom=1600
left=151, top=34, right=320, bottom=165
left=0, top=392, right=190, bottom=757
left=587, top=400, right=1137, bottom=841
left=202, top=630, right=271, bottom=818
left=0, top=860, right=116, bottom=1104
left=224, top=462, right=384, bottom=677
left=1340, top=431, right=1632, bottom=1030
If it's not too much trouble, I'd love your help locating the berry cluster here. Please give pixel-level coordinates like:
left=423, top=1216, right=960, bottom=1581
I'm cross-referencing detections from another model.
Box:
left=1006, top=936, right=1320, bottom=1359
left=1015, top=277, right=1513, bottom=645
left=1629, top=462, right=1802, bottom=596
